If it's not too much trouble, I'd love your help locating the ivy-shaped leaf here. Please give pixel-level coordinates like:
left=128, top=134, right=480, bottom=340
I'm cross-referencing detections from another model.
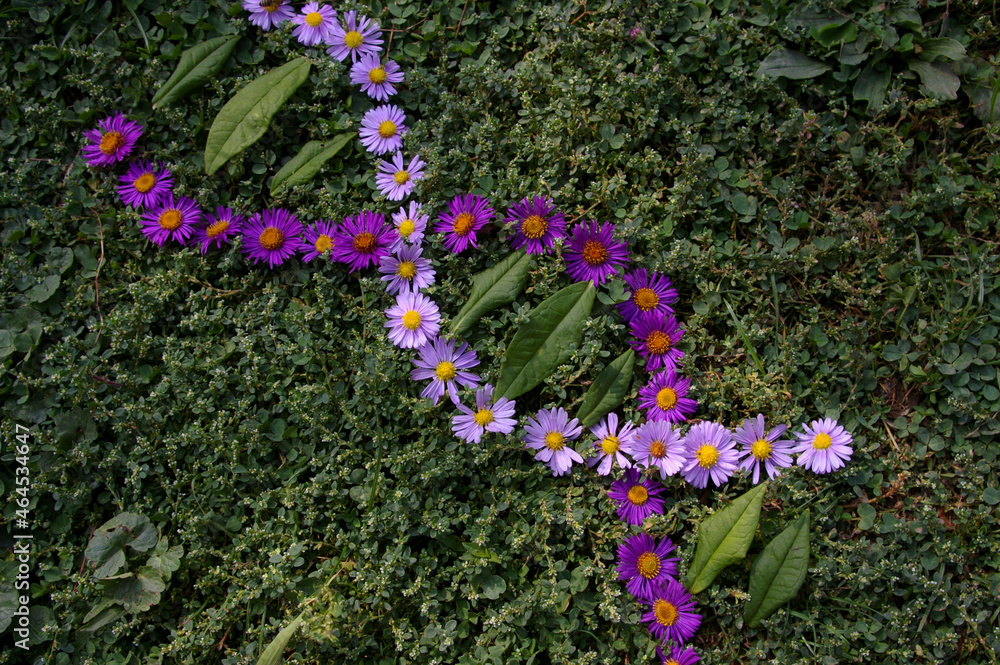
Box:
left=205, top=58, right=311, bottom=175
left=757, top=49, right=831, bottom=80
left=576, top=349, right=635, bottom=427
left=270, top=134, right=354, bottom=194
left=85, top=512, right=159, bottom=579
left=257, top=614, right=303, bottom=665
left=450, top=250, right=531, bottom=336
left=102, top=567, right=167, bottom=613
left=146, top=538, right=184, bottom=581
left=744, top=510, right=811, bottom=627
left=151, top=35, right=240, bottom=109
left=686, top=483, right=768, bottom=593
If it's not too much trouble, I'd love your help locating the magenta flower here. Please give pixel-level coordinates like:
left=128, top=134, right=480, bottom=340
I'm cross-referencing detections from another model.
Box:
left=616, top=533, right=679, bottom=601
left=629, top=312, right=685, bottom=372
left=523, top=407, right=584, bottom=477
left=642, top=579, right=702, bottom=645
left=563, top=220, right=629, bottom=285
left=326, top=11, right=383, bottom=63
left=586, top=412, right=636, bottom=475
left=332, top=210, right=393, bottom=272
left=505, top=196, right=566, bottom=255
left=410, top=337, right=481, bottom=406
left=241, top=208, right=305, bottom=268
left=637, top=368, right=697, bottom=423
left=83, top=112, right=142, bottom=167
left=680, top=421, right=739, bottom=489
left=608, top=468, right=665, bottom=526
left=617, top=268, right=678, bottom=323
left=140, top=194, right=200, bottom=246
left=300, top=219, right=338, bottom=263
left=193, top=206, right=244, bottom=255
left=117, top=160, right=173, bottom=209
left=793, top=417, right=853, bottom=474
left=358, top=104, right=407, bottom=155
left=434, top=193, right=494, bottom=254
left=350, top=53, right=404, bottom=101
left=451, top=384, right=517, bottom=444
left=657, top=645, right=700, bottom=665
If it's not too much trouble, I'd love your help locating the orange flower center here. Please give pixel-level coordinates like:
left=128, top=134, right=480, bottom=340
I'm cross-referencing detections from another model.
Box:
left=206, top=219, right=229, bottom=238
left=581, top=240, right=609, bottom=266
left=369, top=67, right=387, bottom=84
left=522, top=214, right=547, bottom=239
left=378, top=120, right=397, bottom=139
left=133, top=173, right=155, bottom=193
left=649, top=440, right=666, bottom=458
left=158, top=210, right=182, bottom=231
left=259, top=227, right=284, bottom=250
left=654, top=599, right=678, bottom=626
left=633, top=287, right=659, bottom=311
left=99, top=131, right=126, bottom=155
left=352, top=232, right=377, bottom=253
left=453, top=212, right=475, bottom=236
left=656, top=387, right=677, bottom=410
left=627, top=485, right=648, bottom=506
left=314, top=234, right=332, bottom=253
left=646, top=330, right=671, bottom=355
left=637, top=552, right=661, bottom=579
left=260, top=0, right=282, bottom=12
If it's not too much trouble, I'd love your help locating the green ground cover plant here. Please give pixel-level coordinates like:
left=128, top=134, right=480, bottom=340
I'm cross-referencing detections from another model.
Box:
left=1, top=0, right=999, bottom=663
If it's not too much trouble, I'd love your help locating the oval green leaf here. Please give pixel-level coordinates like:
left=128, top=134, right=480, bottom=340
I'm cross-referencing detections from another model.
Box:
left=205, top=58, right=311, bottom=175
left=757, top=48, right=831, bottom=80
left=686, top=483, right=768, bottom=593
left=151, top=35, right=240, bottom=109
left=576, top=349, right=635, bottom=427
left=257, top=614, right=303, bottom=665
left=744, top=510, right=810, bottom=627
left=450, top=250, right=531, bottom=336
left=270, top=134, right=354, bottom=194
left=496, top=281, right=596, bottom=400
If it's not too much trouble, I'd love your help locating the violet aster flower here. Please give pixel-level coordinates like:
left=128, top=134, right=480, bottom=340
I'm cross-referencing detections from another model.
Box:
left=734, top=414, right=796, bottom=484
left=332, top=210, right=393, bottom=272
left=794, top=417, right=854, bottom=474
left=608, top=468, right=665, bottom=526
left=523, top=407, right=584, bottom=477
left=140, top=194, right=200, bottom=246
left=326, top=11, right=383, bottom=62
left=242, top=0, right=295, bottom=30
left=680, top=421, right=740, bottom=489
left=627, top=420, right=686, bottom=479
left=637, top=369, right=697, bottom=423
left=389, top=201, right=428, bottom=251
left=451, top=384, right=517, bottom=444
left=378, top=243, right=435, bottom=295
left=291, top=2, right=336, bottom=46
left=616, top=533, right=680, bottom=601
left=410, top=337, right=481, bottom=406
left=358, top=104, right=407, bottom=155
left=657, top=645, right=700, bottom=665
left=505, top=196, right=566, bottom=255
left=117, top=160, right=173, bottom=209
left=563, top=220, right=629, bottom=285
left=376, top=152, right=425, bottom=201
left=193, top=206, right=244, bottom=254
left=83, top=112, right=142, bottom=167
left=617, top=268, right=679, bottom=323
left=434, top=193, right=494, bottom=254
left=300, top=219, right=338, bottom=262
left=586, top=412, right=636, bottom=475
left=385, top=291, right=440, bottom=349
left=629, top=312, right=685, bottom=372
left=350, top=53, right=404, bottom=101
left=642, top=579, right=701, bottom=645
left=241, top=208, right=305, bottom=268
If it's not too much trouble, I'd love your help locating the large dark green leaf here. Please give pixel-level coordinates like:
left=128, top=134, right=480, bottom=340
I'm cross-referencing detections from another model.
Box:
left=257, top=614, right=303, bottom=665
left=757, top=49, right=831, bottom=80
left=270, top=134, right=354, bottom=194
left=576, top=349, right=635, bottom=427
left=853, top=60, right=891, bottom=110
left=205, top=58, right=311, bottom=175
left=908, top=60, right=960, bottom=100
left=151, top=36, right=240, bottom=108
left=450, top=251, right=532, bottom=336
left=744, top=511, right=811, bottom=627
left=85, top=513, right=159, bottom=579
left=496, top=281, right=596, bottom=400
left=101, top=566, right=167, bottom=613
left=686, top=483, right=767, bottom=593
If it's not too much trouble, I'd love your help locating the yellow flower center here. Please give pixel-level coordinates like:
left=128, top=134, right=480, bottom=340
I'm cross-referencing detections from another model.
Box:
left=259, top=227, right=284, bottom=250
left=649, top=440, right=666, bottom=458
left=636, top=552, right=661, bottom=579
left=633, top=287, right=659, bottom=311
left=435, top=361, right=456, bottom=381
left=352, top=231, right=376, bottom=253
left=581, top=240, right=609, bottom=266
left=344, top=30, right=363, bottom=48
left=452, top=212, right=475, bottom=236
left=813, top=433, right=832, bottom=450
left=600, top=435, right=620, bottom=455
left=656, top=387, right=677, bottom=410
left=305, top=11, right=322, bottom=26
left=158, top=209, right=182, bottom=231
left=627, top=485, right=648, bottom=506
left=696, top=444, right=719, bottom=468
left=369, top=67, right=387, bottom=84
left=393, top=170, right=410, bottom=185
left=544, top=431, right=564, bottom=451
left=665, top=661, right=680, bottom=665
left=260, top=0, right=282, bottom=12
left=314, top=234, right=332, bottom=253
left=646, top=330, right=671, bottom=355
left=133, top=173, right=155, bottom=193
left=378, top=120, right=397, bottom=139
left=402, top=310, right=422, bottom=330
left=751, top=438, right=772, bottom=460
left=396, top=261, right=417, bottom=279
left=474, top=409, right=494, bottom=426
left=99, top=131, right=125, bottom=155
left=398, top=219, right=415, bottom=237
left=206, top=219, right=229, bottom=238
left=522, top=214, right=547, bottom=239
left=653, top=599, right=678, bottom=627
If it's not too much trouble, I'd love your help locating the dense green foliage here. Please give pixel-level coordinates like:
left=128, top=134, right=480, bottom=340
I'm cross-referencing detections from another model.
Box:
left=1, top=0, right=999, bottom=663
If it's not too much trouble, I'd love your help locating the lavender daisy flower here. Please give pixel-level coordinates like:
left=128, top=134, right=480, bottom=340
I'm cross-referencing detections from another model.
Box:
left=117, top=160, right=173, bottom=209
left=376, top=152, right=425, bottom=201
left=83, top=112, right=142, bottom=167
left=451, top=384, right=517, bottom=444
left=680, top=421, right=740, bottom=489
left=608, top=468, right=665, bottom=526
left=794, top=417, right=853, bottom=474
left=326, top=11, right=383, bottom=62
left=140, top=194, right=200, bottom=246
left=300, top=219, right=338, bottom=262
left=523, top=407, right=584, bottom=477
left=628, top=420, right=686, bottom=479
left=332, top=210, right=393, bottom=272
left=241, top=208, right=305, bottom=268
left=637, top=369, right=697, bottom=423
left=350, top=53, right=404, bottom=101
left=390, top=202, right=428, bottom=251
left=617, top=533, right=680, bottom=601
left=564, top=220, right=630, bottom=285
left=410, top=337, right=481, bottom=405
left=629, top=312, right=685, bottom=372
left=193, top=207, right=244, bottom=254
left=642, top=579, right=702, bottom=646
left=358, top=104, right=407, bottom=155
left=505, top=196, right=566, bottom=255
left=586, top=412, right=636, bottom=475
left=385, top=292, right=440, bottom=349
left=657, top=645, right=700, bottom=665
left=378, top=243, right=435, bottom=295
left=434, top=194, right=494, bottom=254
left=617, top=268, right=679, bottom=323
left=242, top=0, right=295, bottom=30
left=734, top=414, right=796, bottom=484
left=290, top=2, right=336, bottom=45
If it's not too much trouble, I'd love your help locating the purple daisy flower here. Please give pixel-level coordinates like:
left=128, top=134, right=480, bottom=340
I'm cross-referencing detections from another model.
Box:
left=83, top=112, right=142, bottom=167
left=434, top=194, right=494, bottom=254
left=378, top=243, right=435, bottom=295
left=300, top=219, right=338, bottom=263
left=505, top=196, right=566, bottom=255
left=734, top=414, right=796, bottom=484
left=523, top=407, right=584, bottom=477
left=616, top=533, right=680, bottom=601
left=291, top=2, right=337, bottom=46
left=350, top=53, right=404, bottom=101
left=629, top=312, right=685, bottom=372
left=140, top=194, right=200, bottom=246
left=586, top=412, right=636, bottom=476
left=410, top=337, right=481, bottom=406
left=242, top=0, right=295, bottom=30
left=617, top=268, right=679, bottom=323
left=563, top=220, right=630, bottom=285
left=390, top=201, right=428, bottom=251
left=608, top=468, right=665, bottom=525
left=193, top=206, right=244, bottom=255
left=117, top=160, right=173, bottom=209
left=794, top=417, right=854, bottom=474
left=657, top=643, right=700, bottom=665
left=358, top=104, right=407, bottom=155
left=627, top=420, right=686, bottom=479
left=375, top=152, right=425, bottom=201
left=641, top=579, right=702, bottom=646
left=385, top=292, right=440, bottom=349
left=451, top=384, right=517, bottom=444
left=331, top=210, right=392, bottom=272
left=241, top=208, right=305, bottom=268
left=681, top=421, right=740, bottom=489
left=326, top=11, right=383, bottom=63
left=637, top=369, right=697, bottom=423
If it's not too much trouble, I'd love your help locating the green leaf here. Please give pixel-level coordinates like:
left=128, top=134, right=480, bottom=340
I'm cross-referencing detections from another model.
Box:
left=916, top=38, right=966, bottom=62
left=576, top=350, right=635, bottom=427
left=450, top=251, right=532, bottom=336
left=257, top=614, right=303, bottom=665
left=496, top=282, right=596, bottom=400
left=80, top=599, right=127, bottom=632
left=809, top=21, right=857, bottom=48
left=908, top=60, right=960, bottom=100
left=853, top=60, right=891, bottom=110
left=686, top=483, right=768, bottom=593
left=205, top=58, right=311, bottom=175
left=85, top=512, right=159, bottom=578
left=744, top=511, right=810, bottom=627
left=270, top=134, right=354, bottom=194
left=757, top=49, right=831, bottom=80
left=102, top=567, right=167, bottom=613
left=969, top=76, right=1000, bottom=124
left=151, top=36, right=240, bottom=108
left=480, top=574, right=506, bottom=599
left=25, top=274, right=60, bottom=303
left=146, top=540, right=184, bottom=581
